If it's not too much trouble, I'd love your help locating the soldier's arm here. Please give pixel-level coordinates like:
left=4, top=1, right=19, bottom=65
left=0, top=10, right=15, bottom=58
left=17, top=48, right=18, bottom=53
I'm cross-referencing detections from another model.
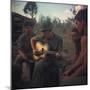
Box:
left=18, top=35, right=28, bottom=60
left=31, top=37, right=37, bottom=51
left=58, top=38, right=63, bottom=52
left=18, top=49, right=28, bottom=60
left=56, top=38, right=63, bottom=57
left=64, top=36, right=87, bottom=76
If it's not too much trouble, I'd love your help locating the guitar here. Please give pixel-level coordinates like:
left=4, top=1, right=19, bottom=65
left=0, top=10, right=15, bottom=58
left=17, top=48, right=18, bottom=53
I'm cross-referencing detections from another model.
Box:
left=33, top=41, right=60, bottom=61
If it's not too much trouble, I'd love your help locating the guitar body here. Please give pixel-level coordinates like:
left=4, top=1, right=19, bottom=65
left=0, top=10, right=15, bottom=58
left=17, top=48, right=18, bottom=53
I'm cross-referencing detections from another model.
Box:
left=33, top=41, right=49, bottom=60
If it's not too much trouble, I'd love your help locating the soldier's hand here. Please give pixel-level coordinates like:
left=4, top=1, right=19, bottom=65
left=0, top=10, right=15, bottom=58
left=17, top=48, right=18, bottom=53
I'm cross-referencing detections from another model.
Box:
left=56, top=52, right=61, bottom=57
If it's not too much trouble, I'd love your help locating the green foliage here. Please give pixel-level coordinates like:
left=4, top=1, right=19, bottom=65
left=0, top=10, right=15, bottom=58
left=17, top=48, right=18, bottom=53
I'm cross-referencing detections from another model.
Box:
left=39, top=16, right=53, bottom=30
left=34, top=15, right=74, bottom=35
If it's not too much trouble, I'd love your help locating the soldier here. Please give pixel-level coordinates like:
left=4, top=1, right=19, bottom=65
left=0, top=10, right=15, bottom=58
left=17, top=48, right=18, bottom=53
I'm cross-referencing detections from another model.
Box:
left=31, top=21, right=63, bottom=87
left=13, top=20, right=35, bottom=88
left=63, top=8, right=87, bottom=85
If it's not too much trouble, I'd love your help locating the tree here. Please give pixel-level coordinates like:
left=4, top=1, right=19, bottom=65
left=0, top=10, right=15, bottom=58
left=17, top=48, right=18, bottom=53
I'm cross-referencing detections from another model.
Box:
left=38, top=16, right=52, bottom=29
left=23, top=2, right=38, bottom=19
left=41, top=16, right=53, bottom=30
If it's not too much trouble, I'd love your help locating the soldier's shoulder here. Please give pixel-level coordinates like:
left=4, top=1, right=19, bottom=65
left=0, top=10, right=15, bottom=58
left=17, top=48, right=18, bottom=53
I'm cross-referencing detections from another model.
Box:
left=54, top=34, right=63, bottom=41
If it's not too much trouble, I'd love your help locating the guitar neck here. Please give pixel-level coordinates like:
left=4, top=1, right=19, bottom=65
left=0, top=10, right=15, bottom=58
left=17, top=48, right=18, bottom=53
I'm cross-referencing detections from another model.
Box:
left=44, top=51, right=57, bottom=55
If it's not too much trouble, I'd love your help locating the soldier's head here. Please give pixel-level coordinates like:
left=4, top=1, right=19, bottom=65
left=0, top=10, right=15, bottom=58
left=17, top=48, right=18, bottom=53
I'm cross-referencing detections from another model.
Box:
left=71, top=28, right=80, bottom=42
left=74, top=8, right=87, bottom=34
left=23, top=20, right=35, bottom=34
left=41, top=20, right=53, bottom=39
left=41, top=28, right=53, bottom=39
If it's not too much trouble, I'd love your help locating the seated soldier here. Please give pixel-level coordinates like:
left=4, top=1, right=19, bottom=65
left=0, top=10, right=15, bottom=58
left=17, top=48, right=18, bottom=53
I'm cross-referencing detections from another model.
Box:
left=31, top=20, right=63, bottom=87
left=13, top=20, right=35, bottom=89
left=62, top=8, right=87, bottom=85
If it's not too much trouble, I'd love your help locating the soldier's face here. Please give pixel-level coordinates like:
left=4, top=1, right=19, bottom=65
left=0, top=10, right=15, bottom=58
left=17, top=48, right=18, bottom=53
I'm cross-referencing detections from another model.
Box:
left=71, top=32, right=79, bottom=42
left=25, top=26, right=33, bottom=33
left=43, top=31, right=51, bottom=39
left=74, top=20, right=84, bottom=33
